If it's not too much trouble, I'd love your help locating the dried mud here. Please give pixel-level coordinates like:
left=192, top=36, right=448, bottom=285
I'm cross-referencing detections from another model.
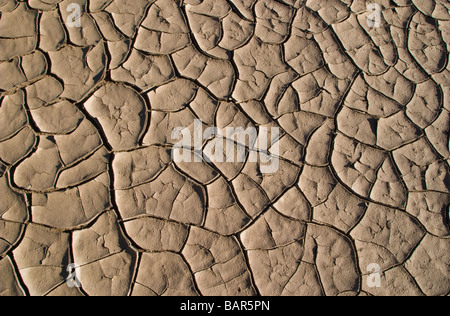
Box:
left=0, top=0, right=449, bottom=296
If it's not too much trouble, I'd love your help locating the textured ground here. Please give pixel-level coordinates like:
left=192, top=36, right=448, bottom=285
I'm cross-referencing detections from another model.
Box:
left=0, top=0, right=449, bottom=296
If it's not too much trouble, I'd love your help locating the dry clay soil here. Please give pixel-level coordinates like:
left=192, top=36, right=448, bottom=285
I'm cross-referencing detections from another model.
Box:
left=0, top=0, right=449, bottom=297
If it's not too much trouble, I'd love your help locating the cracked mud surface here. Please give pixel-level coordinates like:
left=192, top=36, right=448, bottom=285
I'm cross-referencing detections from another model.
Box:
left=0, top=0, right=449, bottom=296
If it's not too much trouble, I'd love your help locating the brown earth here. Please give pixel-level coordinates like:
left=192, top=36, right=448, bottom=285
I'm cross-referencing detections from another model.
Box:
left=0, top=0, right=449, bottom=296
